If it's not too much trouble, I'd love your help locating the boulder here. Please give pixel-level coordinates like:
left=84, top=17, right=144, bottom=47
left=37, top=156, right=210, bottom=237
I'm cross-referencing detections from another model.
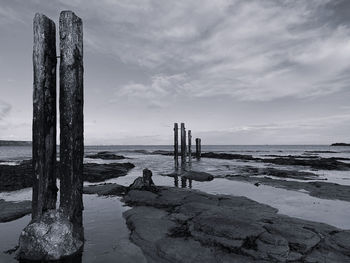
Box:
left=182, top=171, right=214, bottom=182
left=129, top=168, right=155, bottom=190
left=18, top=210, right=83, bottom=261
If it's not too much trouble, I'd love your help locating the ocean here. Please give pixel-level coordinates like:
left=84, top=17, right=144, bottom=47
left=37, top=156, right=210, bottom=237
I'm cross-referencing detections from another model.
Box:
left=1, top=145, right=350, bottom=262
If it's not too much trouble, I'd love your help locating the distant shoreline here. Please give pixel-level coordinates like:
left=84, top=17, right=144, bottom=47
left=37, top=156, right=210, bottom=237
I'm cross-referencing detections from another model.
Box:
left=1, top=140, right=347, bottom=147
left=0, top=140, right=32, bottom=146
left=331, top=143, right=350, bottom=146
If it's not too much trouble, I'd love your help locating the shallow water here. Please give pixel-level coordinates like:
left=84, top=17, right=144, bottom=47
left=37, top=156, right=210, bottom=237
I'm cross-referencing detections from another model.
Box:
left=1, top=145, right=350, bottom=262
left=0, top=194, right=146, bottom=263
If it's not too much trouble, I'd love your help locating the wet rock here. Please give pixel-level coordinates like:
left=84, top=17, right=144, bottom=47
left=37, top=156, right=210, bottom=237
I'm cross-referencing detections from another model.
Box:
left=85, top=151, right=126, bottom=160
left=261, top=157, right=350, bottom=171
left=83, top=183, right=126, bottom=196
left=0, top=161, right=135, bottom=192
left=224, top=175, right=350, bottom=202
left=200, top=152, right=350, bottom=170
left=124, top=206, right=253, bottom=263
left=83, top=162, right=135, bottom=183
left=122, top=186, right=350, bottom=262
left=129, top=168, right=155, bottom=190
left=18, top=210, right=83, bottom=261
left=182, top=171, right=214, bottom=182
left=162, top=170, right=214, bottom=182
left=235, top=166, right=321, bottom=180
left=0, top=160, right=32, bottom=191
left=143, top=168, right=154, bottom=187
left=331, top=143, right=350, bottom=146
left=0, top=199, right=31, bottom=222
left=201, top=152, right=255, bottom=161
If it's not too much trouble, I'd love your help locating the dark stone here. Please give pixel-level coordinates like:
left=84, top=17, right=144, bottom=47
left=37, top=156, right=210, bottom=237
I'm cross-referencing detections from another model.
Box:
left=234, top=166, right=321, bottom=180
left=85, top=151, right=126, bottom=160
left=0, top=199, right=31, bottom=222
left=122, top=187, right=350, bottom=262
left=0, top=161, right=135, bottom=192
left=331, top=143, right=350, bottom=146
left=129, top=168, right=155, bottom=190
left=0, top=160, right=33, bottom=191
left=83, top=162, right=135, bottom=182
left=143, top=168, right=154, bottom=187
left=224, top=174, right=350, bottom=202
left=32, top=13, right=57, bottom=220
left=200, top=152, right=350, bottom=170
left=83, top=183, right=126, bottom=196
left=162, top=170, right=214, bottom=182
left=182, top=171, right=214, bottom=182
left=18, top=210, right=83, bottom=261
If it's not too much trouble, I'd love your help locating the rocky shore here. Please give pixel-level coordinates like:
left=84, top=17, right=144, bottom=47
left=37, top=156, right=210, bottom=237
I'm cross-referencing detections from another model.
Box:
left=231, top=166, right=322, bottom=180
left=85, top=151, right=126, bottom=160
left=84, top=182, right=350, bottom=262
left=223, top=174, right=350, bottom=202
left=0, top=199, right=31, bottom=222
left=152, top=150, right=350, bottom=170
left=0, top=160, right=135, bottom=191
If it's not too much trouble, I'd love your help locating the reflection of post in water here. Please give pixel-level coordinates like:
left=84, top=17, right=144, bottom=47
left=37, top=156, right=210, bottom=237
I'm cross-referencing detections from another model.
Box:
left=174, top=174, right=179, bottom=187
left=181, top=176, right=187, bottom=188
left=188, top=179, right=192, bottom=189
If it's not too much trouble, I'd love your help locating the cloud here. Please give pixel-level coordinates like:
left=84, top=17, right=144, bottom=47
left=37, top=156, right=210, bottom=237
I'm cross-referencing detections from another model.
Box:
left=75, top=0, right=350, bottom=102
left=202, top=113, right=350, bottom=134
left=0, top=101, right=12, bottom=120
left=116, top=73, right=191, bottom=107
left=0, top=5, right=26, bottom=25
left=4, top=0, right=350, bottom=102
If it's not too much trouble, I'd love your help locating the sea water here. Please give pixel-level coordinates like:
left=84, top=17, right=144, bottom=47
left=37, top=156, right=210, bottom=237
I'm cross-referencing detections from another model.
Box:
left=1, top=145, right=350, bottom=262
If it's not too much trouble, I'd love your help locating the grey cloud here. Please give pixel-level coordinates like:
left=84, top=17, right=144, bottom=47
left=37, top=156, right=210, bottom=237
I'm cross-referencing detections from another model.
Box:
left=0, top=101, right=12, bottom=120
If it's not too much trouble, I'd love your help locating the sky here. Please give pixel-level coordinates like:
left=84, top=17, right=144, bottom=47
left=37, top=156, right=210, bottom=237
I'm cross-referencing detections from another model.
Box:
left=1, top=0, right=350, bottom=145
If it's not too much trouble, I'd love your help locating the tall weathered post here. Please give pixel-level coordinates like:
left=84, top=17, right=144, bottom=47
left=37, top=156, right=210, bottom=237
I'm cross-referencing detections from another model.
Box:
left=59, top=10, right=84, bottom=239
left=174, top=123, right=179, bottom=168
left=181, top=123, right=186, bottom=164
left=32, top=13, right=57, bottom=220
left=196, top=138, right=201, bottom=159
left=188, top=130, right=192, bottom=162
left=18, top=12, right=84, bottom=261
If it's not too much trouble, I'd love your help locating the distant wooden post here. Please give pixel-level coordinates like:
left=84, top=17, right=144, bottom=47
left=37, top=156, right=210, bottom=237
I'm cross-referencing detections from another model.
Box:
left=196, top=138, right=201, bottom=159
left=174, top=123, right=178, bottom=167
left=188, top=130, right=192, bottom=162
left=59, top=11, right=84, bottom=239
left=199, top=138, right=202, bottom=158
left=181, top=123, right=186, bottom=164
left=32, top=13, right=57, bottom=220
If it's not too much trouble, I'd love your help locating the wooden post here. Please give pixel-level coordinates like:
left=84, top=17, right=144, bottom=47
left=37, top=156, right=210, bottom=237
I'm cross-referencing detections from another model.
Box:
left=188, top=130, right=192, bottom=162
left=59, top=11, right=84, bottom=239
left=180, top=123, right=186, bottom=164
left=174, top=123, right=178, bottom=167
left=196, top=138, right=200, bottom=159
left=199, top=138, right=202, bottom=158
left=32, top=13, right=57, bottom=221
